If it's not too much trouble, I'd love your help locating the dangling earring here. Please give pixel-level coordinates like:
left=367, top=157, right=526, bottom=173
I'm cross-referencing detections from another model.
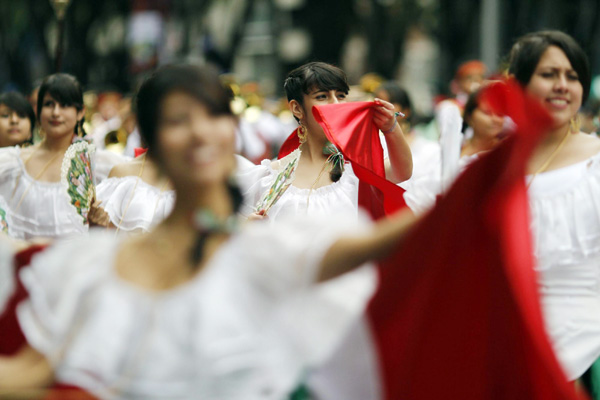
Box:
left=569, top=115, right=581, bottom=134
left=297, top=123, right=307, bottom=144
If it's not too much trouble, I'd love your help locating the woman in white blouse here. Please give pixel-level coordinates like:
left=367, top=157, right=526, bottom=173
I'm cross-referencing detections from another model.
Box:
left=0, top=64, right=416, bottom=399
left=510, top=31, right=600, bottom=395
left=0, top=74, right=124, bottom=240
left=0, top=74, right=91, bottom=240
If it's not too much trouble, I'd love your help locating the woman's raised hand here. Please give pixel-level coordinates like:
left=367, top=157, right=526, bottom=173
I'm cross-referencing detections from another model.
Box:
left=373, top=98, right=399, bottom=134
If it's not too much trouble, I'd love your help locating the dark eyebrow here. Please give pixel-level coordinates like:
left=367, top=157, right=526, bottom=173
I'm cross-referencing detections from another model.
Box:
left=538, top=66, right=576, bottom=72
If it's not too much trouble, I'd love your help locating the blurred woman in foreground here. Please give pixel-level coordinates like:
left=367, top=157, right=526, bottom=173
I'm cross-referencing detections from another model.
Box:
left=0, top=64, right=416, bottom=399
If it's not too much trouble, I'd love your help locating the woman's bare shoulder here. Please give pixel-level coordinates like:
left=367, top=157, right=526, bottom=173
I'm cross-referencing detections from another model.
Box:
left=108, top=159, right=143, bottom=178
left=572, top=132, right=600, bottom=154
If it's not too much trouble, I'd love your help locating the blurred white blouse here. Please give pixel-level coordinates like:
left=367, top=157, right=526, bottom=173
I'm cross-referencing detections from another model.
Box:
left=17, top=216, right=371, bottom=399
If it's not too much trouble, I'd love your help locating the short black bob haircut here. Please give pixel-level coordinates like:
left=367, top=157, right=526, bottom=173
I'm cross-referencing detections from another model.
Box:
left=37, top=73, right=86, bottom=136
left=0, top=91, right=36, bottom=136
left=135, top=63, right=233, bottom=158
left=508, top=30, right=591, bottom=104
left=284, top=62, right=349, bottom=106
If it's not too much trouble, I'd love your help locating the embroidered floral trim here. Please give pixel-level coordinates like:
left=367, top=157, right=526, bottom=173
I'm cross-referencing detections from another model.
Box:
left=255, top=149, right=300, bottom=214
left=60, top=141, right=96, bottom=225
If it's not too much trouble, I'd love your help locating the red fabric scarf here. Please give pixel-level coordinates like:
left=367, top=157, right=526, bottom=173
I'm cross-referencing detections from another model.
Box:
left=278, top=102, right=407, bottom=219
left=368, top=80, right=585, bottom=399
left=0, top=244, right=47, bottom=355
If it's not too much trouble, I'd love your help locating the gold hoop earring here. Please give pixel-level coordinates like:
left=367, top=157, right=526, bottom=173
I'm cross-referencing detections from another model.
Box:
left=298, top=123, right=307, bottom=144
left=569, top=115, right=581, bottom=134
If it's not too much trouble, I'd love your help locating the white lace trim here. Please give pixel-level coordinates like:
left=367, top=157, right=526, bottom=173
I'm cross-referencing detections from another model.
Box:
left=238, top=157, right=359, bottom=221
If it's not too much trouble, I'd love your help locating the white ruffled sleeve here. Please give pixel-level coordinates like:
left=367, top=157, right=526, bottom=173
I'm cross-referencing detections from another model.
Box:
left=96, top=177, right=174, bottom=232
left=238, top=212, right=373, bottom=299
left=237, top=213, right=375, bottom=368
left=16, top=235, right=112, bottom=364
left=235, top=159, right=276, bottom=217
left=0, top=147, right=22, bottom=190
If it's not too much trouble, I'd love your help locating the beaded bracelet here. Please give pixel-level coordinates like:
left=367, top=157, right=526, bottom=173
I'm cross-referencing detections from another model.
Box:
left=382, top=111, right=405, bottom=135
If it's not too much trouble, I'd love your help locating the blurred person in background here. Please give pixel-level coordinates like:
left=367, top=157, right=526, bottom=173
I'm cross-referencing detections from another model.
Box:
left=228, top=80, right=293, bottom=164
left=0, top=91, right=35, bottom=148
left=402, top=85, right=508, bottom=215
left=445, top=60, right=488, bottom=113
left=460, top=88, right=507, bottom=157
left=89, top=91, right=123, bottom=150
left=375, top=81, right=440, bottom=182
left=579, top=99, right=600, bottom=135
left=434, top=60, right=488, bottom=195
left=86, top=91, right=132, bottom=182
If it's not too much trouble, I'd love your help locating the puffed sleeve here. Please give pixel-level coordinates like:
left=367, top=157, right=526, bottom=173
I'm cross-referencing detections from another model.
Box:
left=236, top=213, right=376, bottom=367
left=16, top=235, right=112, bottom=364
left=237, top=212, right=373, bottom=297
left=0, top=147, right=22, bottom=191
left=95, top=176, right=135, bottom=226
left=234, top=160, right=275, bottom=217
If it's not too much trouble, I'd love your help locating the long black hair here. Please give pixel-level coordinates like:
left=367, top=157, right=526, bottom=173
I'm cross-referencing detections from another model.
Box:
left=37, top=73, right=87, bottom=137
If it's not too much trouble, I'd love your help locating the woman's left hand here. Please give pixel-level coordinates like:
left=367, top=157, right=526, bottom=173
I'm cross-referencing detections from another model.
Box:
left=373, top=98, right=398, bottom=133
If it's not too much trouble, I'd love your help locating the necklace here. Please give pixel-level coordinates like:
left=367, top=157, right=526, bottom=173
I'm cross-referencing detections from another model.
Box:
left=306, top=142, right=344, bottom=208
left=193, top=209, right=238, bottom=235
left=191, top=209, right=238, bottom=265
left=306, top=158, right=332, bottom=208
left=526, top=128, right=571, bottom=189
left=12, top=145, right=63, bottom=212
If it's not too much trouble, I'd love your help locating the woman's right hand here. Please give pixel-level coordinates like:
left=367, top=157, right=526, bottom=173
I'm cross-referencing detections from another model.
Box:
left=247, top=209, right=268, bottom=222
left=88, top=199, right=113, bottom=228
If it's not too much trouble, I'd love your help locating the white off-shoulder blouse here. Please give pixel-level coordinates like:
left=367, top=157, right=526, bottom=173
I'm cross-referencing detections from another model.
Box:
left=236, top=152, right=359, bottom=221
left=17, top=215, right=372, bottom=400
left=0, top=147, right=86, bottom=240
left=235, top=153, right=377, bottom=400
left=528, top=151, right=600, bottom=380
